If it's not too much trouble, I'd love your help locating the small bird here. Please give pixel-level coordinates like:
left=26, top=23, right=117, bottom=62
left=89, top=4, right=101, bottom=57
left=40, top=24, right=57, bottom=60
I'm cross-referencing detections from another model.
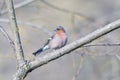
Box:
left=32, top=26, right=68, bottom=56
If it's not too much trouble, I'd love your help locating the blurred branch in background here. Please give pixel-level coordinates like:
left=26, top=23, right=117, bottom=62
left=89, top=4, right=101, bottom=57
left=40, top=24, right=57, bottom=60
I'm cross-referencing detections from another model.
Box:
left=0, top=0, right=94, bottom=22
left=72, top=55, right=85, bottom=80
left=0, top=18, right=52, bottom=36
left=0, top=25, right=15, bottom=51
left=41, top=0, right=94, bottom=22
left=0, top=0, right=5, bottom=14
left=0, top=0, right=34, bottom=15
left=115, top=54, right=120, bottom=61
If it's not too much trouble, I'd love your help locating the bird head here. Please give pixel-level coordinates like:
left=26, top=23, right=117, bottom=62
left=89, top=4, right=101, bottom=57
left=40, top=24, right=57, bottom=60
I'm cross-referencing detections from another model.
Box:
left=55, top=26, right=66, bottom=32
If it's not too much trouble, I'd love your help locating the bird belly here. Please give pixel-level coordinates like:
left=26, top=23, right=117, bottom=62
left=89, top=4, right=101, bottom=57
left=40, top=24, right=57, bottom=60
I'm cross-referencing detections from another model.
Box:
left=49, top=37, right=62, bottom=49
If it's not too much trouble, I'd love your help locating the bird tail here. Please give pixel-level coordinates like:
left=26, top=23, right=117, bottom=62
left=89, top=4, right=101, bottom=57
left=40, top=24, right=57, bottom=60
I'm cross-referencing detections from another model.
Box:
left=32, top=48, right=43, bottom=56
left=32, top=45, right=49, bottom=56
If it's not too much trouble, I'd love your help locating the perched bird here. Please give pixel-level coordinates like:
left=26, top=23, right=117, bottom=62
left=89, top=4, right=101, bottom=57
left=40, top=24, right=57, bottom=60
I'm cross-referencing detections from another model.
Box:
left=32, top=26, right=68, bottom=56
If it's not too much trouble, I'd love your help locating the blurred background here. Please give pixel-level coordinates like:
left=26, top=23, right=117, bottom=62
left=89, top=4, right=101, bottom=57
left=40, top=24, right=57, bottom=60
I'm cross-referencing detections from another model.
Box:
left=0, top=0, right=120, bottom=80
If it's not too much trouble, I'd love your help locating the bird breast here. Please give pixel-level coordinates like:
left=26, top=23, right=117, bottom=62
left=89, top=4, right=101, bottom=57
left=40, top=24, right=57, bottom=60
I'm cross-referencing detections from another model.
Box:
left=49, top=32, right=67, bottom=49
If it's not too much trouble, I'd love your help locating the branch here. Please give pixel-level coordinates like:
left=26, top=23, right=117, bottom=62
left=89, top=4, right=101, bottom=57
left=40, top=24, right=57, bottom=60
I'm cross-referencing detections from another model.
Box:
left=0, top=18, right=52, bottom=36
left=29, top=19, right=120, bottom=71
left=5, top=0, right=25, bottom=65
left=0, top=25, right=15, bottom=51
left=0, top=0, right=34, bottom=15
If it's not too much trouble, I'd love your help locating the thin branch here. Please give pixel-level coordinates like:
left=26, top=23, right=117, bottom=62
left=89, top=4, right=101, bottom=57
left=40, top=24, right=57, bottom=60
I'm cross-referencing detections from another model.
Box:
left=5, top=0, right=25, bottom=65
left=85, top=43, right=120, bottom=47
left=0, top=18, right=52, bottom=36
left=0, top=0, right=34, bottom=15
left=72, top=55, right=85, bottom=80
left=0, top=25, right=15, bottom=51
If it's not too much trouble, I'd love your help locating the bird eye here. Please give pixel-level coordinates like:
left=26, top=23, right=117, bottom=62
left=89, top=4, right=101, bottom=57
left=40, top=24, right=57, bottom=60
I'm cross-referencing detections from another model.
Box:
left=57, top=28, right=60, bottom=30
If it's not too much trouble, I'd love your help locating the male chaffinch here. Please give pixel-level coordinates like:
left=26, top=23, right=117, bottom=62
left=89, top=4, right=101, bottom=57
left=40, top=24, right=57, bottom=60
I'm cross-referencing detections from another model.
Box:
left=33, top=26, right=68, bottom=56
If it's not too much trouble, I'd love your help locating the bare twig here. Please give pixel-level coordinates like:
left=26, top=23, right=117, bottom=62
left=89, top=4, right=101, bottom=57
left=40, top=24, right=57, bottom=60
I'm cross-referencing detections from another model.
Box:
left=85, top=43, right=120, bottom=47
left=0, top=25, right=15, bottom=51
left=0, top=18, right=52, bottom=36
left=5, top=0, right=25, bottom=65
left=1, top=0, right=34, bottom=15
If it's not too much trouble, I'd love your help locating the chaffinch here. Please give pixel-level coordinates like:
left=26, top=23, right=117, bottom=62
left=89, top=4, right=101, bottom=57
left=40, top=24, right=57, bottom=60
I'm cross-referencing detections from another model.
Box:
left=33, top=26, right=68, bottom=56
